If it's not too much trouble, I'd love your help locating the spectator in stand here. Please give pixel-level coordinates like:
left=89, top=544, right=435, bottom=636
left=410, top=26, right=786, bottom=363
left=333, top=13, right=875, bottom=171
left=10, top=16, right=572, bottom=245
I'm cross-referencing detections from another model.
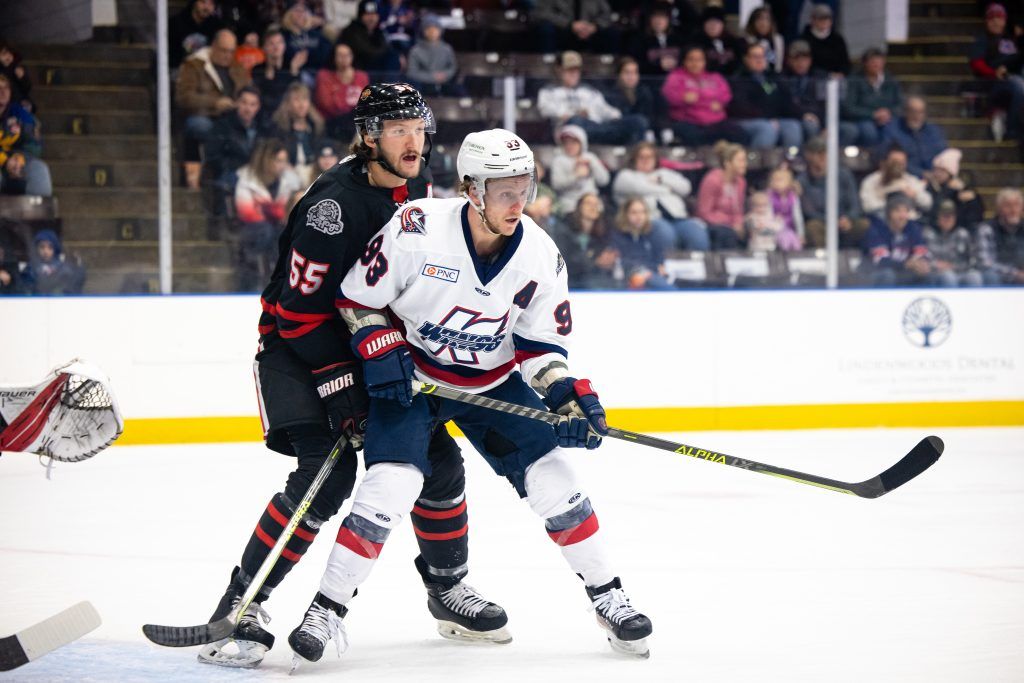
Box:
left=0, top=74, right=51, bottom=196
left=176, top=29, right=252, bottom=189
left=532, top=0, right=619, bottom=55
left=550, top=193, right=621, bottom=289
left=253, top=29, right=302, bottom=125
left=840, top=48, right=902, bottom=147
left=924, top=199, right=984, bottom=287
left=612, top=197, right=674, bottom=290
left=281, top=0, right=333, bottom=82
left=537, top=50, right=647, bottom=145
left=879, top=96, right=948, bottom=177
left=643, top=0, right=700, bottom=31
left=863, top=194, right=936, bottom=287
left=322, top=0, right=361, bottom=41
left=968, top=3, right=1023, bottom=140
left=661, top=45, right=748, bottom=145
left=271, top=82, right=326, bottom=185
left=612, top=141, right=710, bottom=251
left=341, top=1, right=401, bottom=76
left=860, top=145, right=932, bottom=218
left=314, top=141, right=340, bottom=175
left=0, top=241, right=21, bottom=294
left=315, top=42, right=370, bottom=141
left=235, top=138, right=304, bottom=290
left=23, top=230, right=85, bottom=295
left=604, top=57, right=657, bottom=134
left=800, top=3, right=850, bottom=77
left=744, top=6, right=785, bottom=73
left=205, top=86, right=265, bottom=206
left=0, top=43, right=32, bottom=112
left=728, top=43, right=803, bottom=149
left=691, top=5, right=744, bottom=76
left=783, top=40, right=826, bottom=140
left=797, top=136, right=866, bottom=248
left=524, top=193, right=566, bottom=237
left=405, top=15, right=463, bottom=97
left=549, top=124, right=610, bottom=215
left=696, top=140, right=749, bottom=249
left=628, top=3, right=684, bottom=79
left=744, top=191, right=783, bottom=251
left=379, top=0, right=418, bottom=55
left=766, top=164, right=804, bottom=250
left=169, top=0, right=225, bottom=70
left=235, top=31, right=266, bottom=73
left=975, top=187, right=1024, bottom=285
left=925, top=148, right=984, bottom=228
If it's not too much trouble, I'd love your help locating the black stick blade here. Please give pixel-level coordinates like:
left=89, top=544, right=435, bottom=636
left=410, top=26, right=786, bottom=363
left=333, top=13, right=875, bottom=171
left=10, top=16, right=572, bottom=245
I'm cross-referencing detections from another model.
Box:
left=855, top=436, right=944, bottom=499
left=142, top=617, right=234, bottom=647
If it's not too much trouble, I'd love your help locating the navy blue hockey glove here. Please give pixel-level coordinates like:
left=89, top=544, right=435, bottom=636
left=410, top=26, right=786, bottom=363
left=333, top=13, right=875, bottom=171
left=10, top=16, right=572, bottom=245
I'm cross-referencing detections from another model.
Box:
left=351, top=325, right=415, bottom=407
left=543, top=377, right=608, bottom=450
left=312, top=361, right=369, bottom=447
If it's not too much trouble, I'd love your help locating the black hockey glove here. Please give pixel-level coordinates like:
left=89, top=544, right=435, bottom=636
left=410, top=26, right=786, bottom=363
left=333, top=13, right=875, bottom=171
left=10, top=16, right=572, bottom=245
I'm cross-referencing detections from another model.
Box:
left=350, top=325, right=416, bottom=407
left=543, top=378, right=608, bottom=450
left=312, top=361, right=369, bottom=447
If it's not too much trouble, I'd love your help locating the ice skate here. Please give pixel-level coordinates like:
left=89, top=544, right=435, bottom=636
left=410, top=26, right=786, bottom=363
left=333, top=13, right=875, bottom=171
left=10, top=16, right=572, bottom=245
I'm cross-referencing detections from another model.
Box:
left=288, top=592, right=349, bottom=673
left=197, top=570, right=275, bottom=668
left=586, top=578, right=652, bottom=659
left=416, top=556, right=511, bottom=644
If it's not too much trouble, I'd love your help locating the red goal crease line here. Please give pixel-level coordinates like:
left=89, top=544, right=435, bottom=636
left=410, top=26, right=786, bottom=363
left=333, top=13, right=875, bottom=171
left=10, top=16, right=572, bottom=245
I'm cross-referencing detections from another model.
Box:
left=113, top=401, right=1024, bottom=446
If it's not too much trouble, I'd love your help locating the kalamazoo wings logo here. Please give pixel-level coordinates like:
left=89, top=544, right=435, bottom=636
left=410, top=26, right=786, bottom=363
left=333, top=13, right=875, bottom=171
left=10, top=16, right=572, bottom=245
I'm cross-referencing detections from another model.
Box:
left=417, top=306, right=509, bottom=364
left=306, top=199, right=344, bottom=236
left=399, top=205, right=426, bottom=236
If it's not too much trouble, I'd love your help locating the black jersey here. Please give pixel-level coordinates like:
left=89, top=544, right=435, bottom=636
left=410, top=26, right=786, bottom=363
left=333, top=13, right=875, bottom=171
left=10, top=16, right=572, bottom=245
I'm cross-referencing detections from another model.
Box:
left=258, top=156, right=432, bottom=370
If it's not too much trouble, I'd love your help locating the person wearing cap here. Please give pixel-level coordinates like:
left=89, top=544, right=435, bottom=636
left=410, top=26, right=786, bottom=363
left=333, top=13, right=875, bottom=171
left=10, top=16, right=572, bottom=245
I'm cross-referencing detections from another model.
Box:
left=783, top=39, right=826, bottom=140
left=314, top=142, right=340, bottom=174
left=968, top=3, right=1023, bottom=140
left=537, top=51, right=647, bottom=146
left=975, top=188, right=1024, bottom=285
left=862, top=193, right=936, bottom=287
left=796, top=136, right=867, bottom=248
left=925, top=148, right=984, bottom=228
left=799, top=3, right=850, bottom=77
left=280, top=1, right=333, bottom=77
left=840, top=47, right=902, bottom=147
left=878, top=96, right=947, bottom=177
left=405, top=14, right=463, bottom=97
left=727, top=42, right=803, bottom=149
left=859, top=145, right=932, bottom=219
left=315, top=42, right=370, bottom=141
left=340, top=0, right=401, bottom=76
left=690, top=5, right=745, bottom=76
left=531, top=0, right=617, bottom=55
left=924, top=199, right=984, bottom=287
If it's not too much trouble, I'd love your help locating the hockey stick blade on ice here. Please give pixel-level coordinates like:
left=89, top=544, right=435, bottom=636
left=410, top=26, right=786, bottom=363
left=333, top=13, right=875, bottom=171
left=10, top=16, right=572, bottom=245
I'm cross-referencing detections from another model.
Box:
left=413, top=381, right=943, bottom=499
left=0, top=601, right=101, bottom=671
left=142, top=435, right=353, bottom=647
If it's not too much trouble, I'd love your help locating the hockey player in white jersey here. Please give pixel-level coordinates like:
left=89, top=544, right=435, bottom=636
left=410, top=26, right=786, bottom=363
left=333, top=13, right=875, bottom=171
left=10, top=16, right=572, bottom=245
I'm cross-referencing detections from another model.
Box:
left=286, top=129, right=653, bottom=664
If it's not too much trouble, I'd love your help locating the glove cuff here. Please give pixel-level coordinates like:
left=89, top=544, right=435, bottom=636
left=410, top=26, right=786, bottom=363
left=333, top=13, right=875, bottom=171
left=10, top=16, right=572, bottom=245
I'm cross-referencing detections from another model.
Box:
left=352, top=326, right=405, bottom=361
left=573, top=378, right=598, bottom=399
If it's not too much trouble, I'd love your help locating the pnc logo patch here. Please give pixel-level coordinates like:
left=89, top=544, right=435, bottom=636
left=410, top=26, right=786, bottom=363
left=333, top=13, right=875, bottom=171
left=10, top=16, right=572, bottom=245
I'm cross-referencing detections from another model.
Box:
left=422, top=263, right=460, bottom=283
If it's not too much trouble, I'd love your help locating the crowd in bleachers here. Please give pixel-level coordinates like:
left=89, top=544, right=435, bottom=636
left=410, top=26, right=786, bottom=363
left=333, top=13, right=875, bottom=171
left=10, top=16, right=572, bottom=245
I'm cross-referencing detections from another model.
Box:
left=162, top=0, right=1024, bottom=291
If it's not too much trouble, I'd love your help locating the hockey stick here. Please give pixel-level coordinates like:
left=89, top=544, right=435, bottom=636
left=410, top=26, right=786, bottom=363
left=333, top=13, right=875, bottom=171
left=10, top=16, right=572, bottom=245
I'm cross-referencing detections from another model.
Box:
left=0, top=601, right=102, bottom=671
left=413, top=381, right=943, bottom=499
left=142, top=435, right=353, bottom=647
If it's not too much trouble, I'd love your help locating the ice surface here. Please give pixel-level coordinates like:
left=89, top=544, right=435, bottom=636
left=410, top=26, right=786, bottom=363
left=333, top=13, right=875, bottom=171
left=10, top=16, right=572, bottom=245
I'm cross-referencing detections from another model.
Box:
left=1, top=428, right=1022, bottom=682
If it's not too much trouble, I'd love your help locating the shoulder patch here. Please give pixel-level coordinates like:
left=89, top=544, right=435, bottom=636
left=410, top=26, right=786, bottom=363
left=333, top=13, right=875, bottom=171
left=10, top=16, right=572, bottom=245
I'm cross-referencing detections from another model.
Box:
left=399, top=205, right=427, bottom=236
left=306, top=198, right=344, bottom=236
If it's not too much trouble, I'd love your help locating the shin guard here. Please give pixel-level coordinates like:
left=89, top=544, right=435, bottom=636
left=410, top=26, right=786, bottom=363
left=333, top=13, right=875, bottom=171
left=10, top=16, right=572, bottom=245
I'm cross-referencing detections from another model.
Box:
left=412, top=493, right=469, bottom=586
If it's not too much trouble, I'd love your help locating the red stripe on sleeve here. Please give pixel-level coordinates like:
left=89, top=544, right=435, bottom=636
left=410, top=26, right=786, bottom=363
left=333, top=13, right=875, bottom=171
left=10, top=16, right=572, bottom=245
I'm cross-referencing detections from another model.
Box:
left=275, top=303, right=334, bottom=323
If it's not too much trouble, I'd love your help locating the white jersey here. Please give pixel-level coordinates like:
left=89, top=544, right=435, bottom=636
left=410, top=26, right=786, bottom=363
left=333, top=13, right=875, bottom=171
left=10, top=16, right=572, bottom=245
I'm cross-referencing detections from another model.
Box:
left=337, top=197, right=573, bottom=393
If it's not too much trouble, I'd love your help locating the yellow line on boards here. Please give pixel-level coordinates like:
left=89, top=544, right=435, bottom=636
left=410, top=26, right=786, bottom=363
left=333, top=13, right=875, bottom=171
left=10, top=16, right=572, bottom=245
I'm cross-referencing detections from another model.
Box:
left=114, top=401, right=1024, bottom=446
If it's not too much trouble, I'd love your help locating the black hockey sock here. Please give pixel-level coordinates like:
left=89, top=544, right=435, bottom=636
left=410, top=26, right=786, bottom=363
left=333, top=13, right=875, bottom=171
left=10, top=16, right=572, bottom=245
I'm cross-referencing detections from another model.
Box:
left=239, top=492, right=321, bottom=594
left=411, top=494, right=469, bottom=587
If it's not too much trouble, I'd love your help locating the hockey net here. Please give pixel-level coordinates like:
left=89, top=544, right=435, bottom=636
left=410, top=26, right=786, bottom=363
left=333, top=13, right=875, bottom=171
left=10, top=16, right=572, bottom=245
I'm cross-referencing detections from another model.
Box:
left=0, top=360, right=124, bottom=462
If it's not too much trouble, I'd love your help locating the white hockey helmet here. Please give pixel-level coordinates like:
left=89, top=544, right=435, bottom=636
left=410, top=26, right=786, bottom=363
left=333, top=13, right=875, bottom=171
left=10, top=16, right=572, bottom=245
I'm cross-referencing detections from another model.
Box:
left=457, top=129, right=537, bottom=209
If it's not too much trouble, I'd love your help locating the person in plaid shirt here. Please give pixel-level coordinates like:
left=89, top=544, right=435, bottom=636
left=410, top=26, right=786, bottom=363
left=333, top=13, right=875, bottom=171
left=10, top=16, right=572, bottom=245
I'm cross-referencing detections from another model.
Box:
left=975, top=188, right=1024, bottom=285
left=925, top=199, right=983, bottom=287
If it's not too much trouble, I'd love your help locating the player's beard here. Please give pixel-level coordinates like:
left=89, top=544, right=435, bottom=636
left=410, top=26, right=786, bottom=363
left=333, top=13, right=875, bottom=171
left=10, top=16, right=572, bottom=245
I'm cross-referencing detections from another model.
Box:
left=375, top=145, right=422, bottom=180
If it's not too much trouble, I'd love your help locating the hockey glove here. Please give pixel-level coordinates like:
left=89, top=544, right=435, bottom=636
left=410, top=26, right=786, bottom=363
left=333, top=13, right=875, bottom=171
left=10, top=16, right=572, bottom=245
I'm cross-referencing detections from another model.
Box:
left=543, top=377, right=608, bottom=450
left=350, top=325, right=415, bottom=407
left=312, top=361, right=369, bottom=447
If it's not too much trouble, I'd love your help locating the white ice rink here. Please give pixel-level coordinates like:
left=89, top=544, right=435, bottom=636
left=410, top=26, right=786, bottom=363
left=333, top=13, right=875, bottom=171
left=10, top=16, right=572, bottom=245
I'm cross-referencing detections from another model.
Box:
left=2, top=428, right=1022, bottom=682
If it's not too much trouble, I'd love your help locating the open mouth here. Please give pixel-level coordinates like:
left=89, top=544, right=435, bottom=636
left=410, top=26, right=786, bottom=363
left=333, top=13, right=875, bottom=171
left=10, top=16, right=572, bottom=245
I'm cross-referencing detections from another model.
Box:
left=401, top=153, right=419, bottom=164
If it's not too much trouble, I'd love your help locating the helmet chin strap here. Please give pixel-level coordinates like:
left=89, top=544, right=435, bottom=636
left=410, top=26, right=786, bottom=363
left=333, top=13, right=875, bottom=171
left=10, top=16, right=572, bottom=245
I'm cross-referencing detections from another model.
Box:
left=467, top=186, right=504, bottom=237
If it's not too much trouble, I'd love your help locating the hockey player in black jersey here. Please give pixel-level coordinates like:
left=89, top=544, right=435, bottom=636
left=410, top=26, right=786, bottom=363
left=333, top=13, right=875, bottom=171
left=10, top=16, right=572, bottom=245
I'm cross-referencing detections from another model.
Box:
left=198, top=84, right=508, bottom=669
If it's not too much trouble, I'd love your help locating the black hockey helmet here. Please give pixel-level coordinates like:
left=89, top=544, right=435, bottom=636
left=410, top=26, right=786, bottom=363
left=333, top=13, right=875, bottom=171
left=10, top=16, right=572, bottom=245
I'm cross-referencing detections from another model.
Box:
left=353, top=83, right=436, bottom=138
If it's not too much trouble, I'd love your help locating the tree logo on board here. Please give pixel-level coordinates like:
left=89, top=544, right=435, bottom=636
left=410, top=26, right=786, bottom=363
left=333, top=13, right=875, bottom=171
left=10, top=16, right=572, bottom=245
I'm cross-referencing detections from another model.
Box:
left=902, top=297, right=952, bottom=348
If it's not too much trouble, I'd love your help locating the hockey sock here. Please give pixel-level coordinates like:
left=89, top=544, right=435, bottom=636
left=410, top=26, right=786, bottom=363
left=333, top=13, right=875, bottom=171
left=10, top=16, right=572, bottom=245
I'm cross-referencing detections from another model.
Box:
left=319, top=462, right=424, bottom=604
left=239, top=492, right=322, bottom=595
left=411, top=493, right=469, bottom=586
left=525, top=451, right=615, bottom=588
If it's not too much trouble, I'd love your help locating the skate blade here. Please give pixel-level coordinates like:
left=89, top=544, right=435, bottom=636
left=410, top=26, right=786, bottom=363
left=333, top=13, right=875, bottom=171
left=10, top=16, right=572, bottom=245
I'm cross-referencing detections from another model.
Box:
left=289, top=653, right=306, bottom=675
left=607, top=635, right=650, bottom=659
left=435, top=620, right=513, bottom=645
left=197, top=639, right=267, bottom=668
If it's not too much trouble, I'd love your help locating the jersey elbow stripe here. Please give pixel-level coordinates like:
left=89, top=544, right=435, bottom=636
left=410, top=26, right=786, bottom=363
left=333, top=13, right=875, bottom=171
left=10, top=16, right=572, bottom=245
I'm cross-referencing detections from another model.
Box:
left=275, top=303, right=333, bottom=323
left=278, top=320, right=325, bottom=338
